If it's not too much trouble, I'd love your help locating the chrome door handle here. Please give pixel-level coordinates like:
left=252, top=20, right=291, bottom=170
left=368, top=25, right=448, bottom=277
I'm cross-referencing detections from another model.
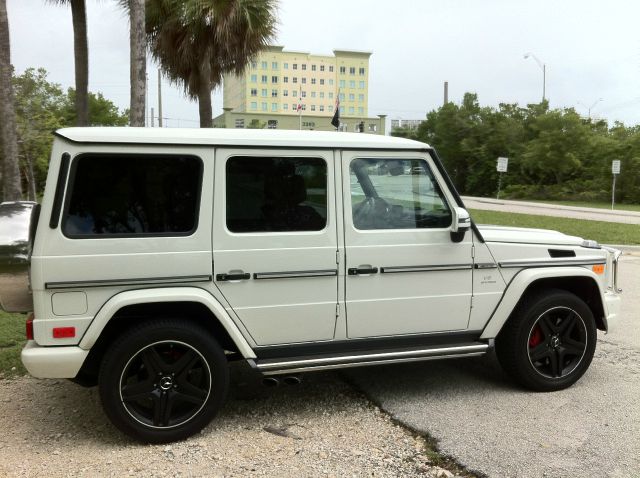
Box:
left=216, top=271, right=251, bottom=281
left=348, top=266, right=379, bottom=275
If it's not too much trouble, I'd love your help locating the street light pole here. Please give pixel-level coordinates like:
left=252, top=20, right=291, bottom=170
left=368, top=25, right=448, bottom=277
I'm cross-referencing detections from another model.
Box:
left=578, top=98, right=603, bottom=119
left=524, top=52, right=546, bottom=102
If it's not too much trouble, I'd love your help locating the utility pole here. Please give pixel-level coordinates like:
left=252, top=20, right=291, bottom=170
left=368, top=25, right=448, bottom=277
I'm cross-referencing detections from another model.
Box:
left=158, top=69, right=163, bottom=127
left=444, top=81, right=449, bottom=105
left=151, top=107, right=154, bottom=127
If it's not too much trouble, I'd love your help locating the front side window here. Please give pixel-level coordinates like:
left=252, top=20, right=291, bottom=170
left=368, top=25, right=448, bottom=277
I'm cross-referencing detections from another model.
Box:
left=226, top=156, right=327, bottom=233
left=349, top=158, right=451, bottom=230
left=63, top=154, right=202, bottom=237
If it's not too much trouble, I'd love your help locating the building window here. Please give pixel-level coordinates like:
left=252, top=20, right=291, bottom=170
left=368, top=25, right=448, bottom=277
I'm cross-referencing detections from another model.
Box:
left=319, top=79, right=324, bottom=85
left=293, top=77, right=298, bottom=84
left=251, top=61, right=257, bottom=69
left=369, top=124, right=376, bottom=132
left=302, top=104, right=307, bottom=111
left=311, top=105, right=316, bottom=111
left=267, top=119, right=278, bottom=129
left=261, top=102, right=267, bottom=111
left=358, top=94, right=365, bottom=101
left=349, top=80, right=355, bottom=88
left=272, top=89, right=278, bottom=97
left=329, top=92, right=334, bottom=99
left=329, top=79, right=334, bottom=86
left=63, top=154, right=202, bottom=237
left=272, top=76, right=278, bottom=83
left=284, top=62, right=288, bottom=69
left=293, top=90, right=297, bottom=97
left=293, top=63, right=298, bottom=70
left=250, top=74, right=257, bottom=82
left=225, top=156, right=327, bottom=233
left=251, top=102, right=257, bottom=110
left=311, top=91, right=317, bottom=98
left=235, top=119, right=245, bottom=128
left=320, top=65, right=325, bottom=72
left=311, top=78, right=316, bottom=85
left=349, top=93, right=355, bottom=101
left=261, top=75, right=268, bottom=83
left=319, top=92, right=325, bottom=98
left=261, top=61, right=267, bottom=69
left=302, top=78, right=307, bottom=84
left=349, top=67, right=355, bottom=75
left=328, top=105, right=333, bottom=112
left=283, top=104, right=288, bottom=111
left=339, top=80, right=345, bottom=88
left=283, top=76, right=289, bottom=83
left=261, top=89, right=267, bottom=97
left=358, top=107, right=364, bottom=114
left=329, top=66, right=334, bottom=72
left=301, top=91, right=307, bottom=98
left=340, top=106, right=344, bottom=114
left=283, top=90, right=289, bottom=97
left=359, top=81, right=365, bottom=89
left=311, top=64, right=316, bottom=71
left=359, top=67, right=365, bottom=75
left=271, top=103, right=277, bottom=112
left=339, top=66, right=346, bottom=74
left=319, top=105, right=324, bottom=112
left=250, top=88, right=257, bottom=96
left=302, top=64, right=307, bottom=71
left=272, top=62, right=278, bottom=69
left=339, top=93, right=345, bottom=101
left=292, top=103, right=297, bottom=110
left=349, top=106, right=355, bottom=114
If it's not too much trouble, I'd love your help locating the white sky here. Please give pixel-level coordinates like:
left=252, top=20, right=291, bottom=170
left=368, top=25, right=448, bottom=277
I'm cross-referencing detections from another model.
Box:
left=6, top=0, right=640, bottom=128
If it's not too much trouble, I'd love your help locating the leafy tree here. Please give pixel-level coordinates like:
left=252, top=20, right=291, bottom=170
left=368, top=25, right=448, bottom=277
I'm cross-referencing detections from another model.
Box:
left=48, top=0, right=89, bottom=126
left=0, top=0, right=21, bottom=201
left=146, top=0, right=277, bottom=127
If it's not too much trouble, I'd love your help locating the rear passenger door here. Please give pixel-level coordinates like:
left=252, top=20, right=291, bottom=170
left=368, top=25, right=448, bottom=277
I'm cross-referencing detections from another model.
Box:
left=212, top=149, right=339, bottom=346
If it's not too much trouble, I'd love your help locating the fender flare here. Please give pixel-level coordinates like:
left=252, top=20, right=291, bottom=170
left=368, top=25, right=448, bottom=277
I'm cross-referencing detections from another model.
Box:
left=78, top=287, right=256, bottom=359
left=480, top=266, right=606, bottom=339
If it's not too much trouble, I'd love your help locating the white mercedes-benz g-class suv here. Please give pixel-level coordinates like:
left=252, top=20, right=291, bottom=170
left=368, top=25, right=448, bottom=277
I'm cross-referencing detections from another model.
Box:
left=0, top=128, right=622, bottom=443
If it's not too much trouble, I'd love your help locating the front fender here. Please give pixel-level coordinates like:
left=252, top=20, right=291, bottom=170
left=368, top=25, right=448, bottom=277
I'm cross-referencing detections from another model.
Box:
left=480, top=267, right=606, bottom=339
left=78, top=287, right=256, bottom=358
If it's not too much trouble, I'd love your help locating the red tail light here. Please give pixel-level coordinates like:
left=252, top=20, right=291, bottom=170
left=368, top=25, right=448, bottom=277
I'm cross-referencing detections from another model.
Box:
left=52, top=327, right=76, bottom=339
left=26, top=313, right=34, bottom=340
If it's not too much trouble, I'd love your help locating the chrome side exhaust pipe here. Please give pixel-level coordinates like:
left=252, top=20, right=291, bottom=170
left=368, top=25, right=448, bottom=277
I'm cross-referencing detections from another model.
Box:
left=262, top=377, right=280, bottom=387
left=282, top=375, right=301, bottom=386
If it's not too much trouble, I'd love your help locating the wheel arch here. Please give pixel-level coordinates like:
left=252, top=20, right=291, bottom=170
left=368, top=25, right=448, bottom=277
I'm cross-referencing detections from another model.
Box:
left=73, top=287, right=255, bottom=386
left=480, top=267, right=607, bottom=340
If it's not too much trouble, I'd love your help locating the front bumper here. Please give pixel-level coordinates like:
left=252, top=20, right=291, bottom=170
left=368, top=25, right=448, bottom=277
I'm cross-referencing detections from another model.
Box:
left=603, top=290, right=622, bottom=333
left=21, top=341, right=88, bottom=378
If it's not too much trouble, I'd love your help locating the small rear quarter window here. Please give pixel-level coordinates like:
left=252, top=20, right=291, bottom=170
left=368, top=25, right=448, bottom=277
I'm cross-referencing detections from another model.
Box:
left=62, top=154, right=202, bottom=237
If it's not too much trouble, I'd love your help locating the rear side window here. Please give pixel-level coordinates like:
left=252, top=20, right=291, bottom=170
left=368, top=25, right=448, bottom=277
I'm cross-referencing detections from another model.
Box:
left=62, top=154, right=202, bottom=237
left=226, top=156, right=327, bottom=233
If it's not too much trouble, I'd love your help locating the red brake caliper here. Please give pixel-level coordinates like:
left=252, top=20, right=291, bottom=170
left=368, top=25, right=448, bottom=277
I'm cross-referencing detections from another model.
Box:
left=529, top=325, right=543, bottom=348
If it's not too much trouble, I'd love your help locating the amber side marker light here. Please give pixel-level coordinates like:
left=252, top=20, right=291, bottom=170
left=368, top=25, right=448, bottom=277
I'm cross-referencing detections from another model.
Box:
left=592, top=264, right=605, bottom=275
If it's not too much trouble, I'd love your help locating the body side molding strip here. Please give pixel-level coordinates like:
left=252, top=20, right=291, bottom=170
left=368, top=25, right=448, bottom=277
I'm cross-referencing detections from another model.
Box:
left=498, top=258, right=606, bottom=269
left=253, top=269, right=338, bottom=280
left=45, top=275, right=213, bottom=290
left=380, top=264, right=473, bottom=274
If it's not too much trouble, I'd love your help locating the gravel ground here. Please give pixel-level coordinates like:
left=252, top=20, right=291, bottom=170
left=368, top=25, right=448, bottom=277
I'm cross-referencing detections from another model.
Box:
left=0, top=369, right=465, bottom=478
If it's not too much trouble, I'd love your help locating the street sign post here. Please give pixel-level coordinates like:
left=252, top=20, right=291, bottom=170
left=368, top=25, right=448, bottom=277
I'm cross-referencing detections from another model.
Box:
left=496, top=157, right=508, bottom=199
left=611, top=160, right=621, bottom=210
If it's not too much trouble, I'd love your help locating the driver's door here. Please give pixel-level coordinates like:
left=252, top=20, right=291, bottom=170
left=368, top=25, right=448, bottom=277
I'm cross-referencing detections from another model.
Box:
left=341, top=151, right=473, bottom=338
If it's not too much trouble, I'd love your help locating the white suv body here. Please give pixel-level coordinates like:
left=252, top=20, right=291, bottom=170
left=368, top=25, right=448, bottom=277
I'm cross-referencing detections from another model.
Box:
left=0, top=128, right=622, bottom=442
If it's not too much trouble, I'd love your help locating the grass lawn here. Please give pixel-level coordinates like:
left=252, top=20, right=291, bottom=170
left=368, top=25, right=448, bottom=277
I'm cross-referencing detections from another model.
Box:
left=470, top=209, right=640, bottom=245
left=0, top=311, right=26, bottom=377
left=519, top=199, right=640, bottom=212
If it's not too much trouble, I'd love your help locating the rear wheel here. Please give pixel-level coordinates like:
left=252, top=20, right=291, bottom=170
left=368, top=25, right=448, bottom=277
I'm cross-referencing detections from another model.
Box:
left=496, top=289, right=596, bottom=392
left=99, top=319, right=228, bottom=443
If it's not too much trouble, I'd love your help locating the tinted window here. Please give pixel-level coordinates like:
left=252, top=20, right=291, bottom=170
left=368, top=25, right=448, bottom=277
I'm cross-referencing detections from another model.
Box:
left=349, top=158, right=451, bottom=230
left=63, top=154, right=202, bottom=237
left=226, top=156, right=327, bottom=233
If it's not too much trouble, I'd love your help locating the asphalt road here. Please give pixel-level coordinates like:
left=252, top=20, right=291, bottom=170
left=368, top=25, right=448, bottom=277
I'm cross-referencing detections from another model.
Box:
left=462, top=196, right=640, bottom=225
left=348, top=250, right=640, bottom=478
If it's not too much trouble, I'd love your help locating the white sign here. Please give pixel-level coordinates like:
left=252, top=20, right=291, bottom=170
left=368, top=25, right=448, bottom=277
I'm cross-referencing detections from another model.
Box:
left=612, top=160, right=621, bottom=175
left=497, top=157, right=509, bottom=173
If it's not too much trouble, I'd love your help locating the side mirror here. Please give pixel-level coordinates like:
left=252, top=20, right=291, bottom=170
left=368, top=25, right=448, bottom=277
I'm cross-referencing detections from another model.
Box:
left=450, top=207, right=471, bottom=243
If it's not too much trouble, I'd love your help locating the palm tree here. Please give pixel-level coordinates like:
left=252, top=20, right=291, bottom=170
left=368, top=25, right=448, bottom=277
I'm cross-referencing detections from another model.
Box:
left=146, top=0, right=277, bottom=128
left=49, top=0, right=89, bottom=126
left=0, top=0, right=22, bottom=200
left=128, top=0, right=146, bottom=126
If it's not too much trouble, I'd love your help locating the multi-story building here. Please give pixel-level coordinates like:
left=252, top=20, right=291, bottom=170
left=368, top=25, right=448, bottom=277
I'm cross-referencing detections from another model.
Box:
left=391, top=119, right=424, bottom=130
left=215, top=46, right=386, bottom=134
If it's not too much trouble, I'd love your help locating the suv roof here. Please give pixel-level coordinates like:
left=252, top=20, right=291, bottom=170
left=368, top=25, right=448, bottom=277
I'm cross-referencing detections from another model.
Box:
left=55, top=127, right=430, bottom=150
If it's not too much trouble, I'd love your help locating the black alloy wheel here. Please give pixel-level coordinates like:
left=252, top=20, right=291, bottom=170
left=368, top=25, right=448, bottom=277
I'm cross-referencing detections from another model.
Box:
left=99, top=319, right=228, bottom=443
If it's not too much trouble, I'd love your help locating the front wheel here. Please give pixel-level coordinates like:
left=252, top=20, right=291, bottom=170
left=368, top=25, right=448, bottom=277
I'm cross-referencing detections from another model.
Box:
left=496, top=289, right=597, bottom=392
left=98, top=319, right=229, bottom=443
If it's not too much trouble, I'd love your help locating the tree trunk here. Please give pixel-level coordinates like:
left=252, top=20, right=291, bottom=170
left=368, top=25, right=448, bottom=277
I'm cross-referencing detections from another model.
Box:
left=0, top=0, right=22, bottom=201
left=24, top=154, right=36, bottom=201
left=198, top=62, right=213, bottom=128
left=129, top=0, right=146, bottom=127
left=70, top=0, right=89, bottom=126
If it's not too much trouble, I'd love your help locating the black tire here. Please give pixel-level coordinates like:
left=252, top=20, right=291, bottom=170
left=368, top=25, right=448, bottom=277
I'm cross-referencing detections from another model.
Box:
left=496, top=289, right=596, bottom=392
left=98, top=319, right=229, bottom=443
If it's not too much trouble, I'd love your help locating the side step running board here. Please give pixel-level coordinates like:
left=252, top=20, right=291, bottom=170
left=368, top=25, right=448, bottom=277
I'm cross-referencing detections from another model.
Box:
left=253, top=342, right=490, bottom=376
